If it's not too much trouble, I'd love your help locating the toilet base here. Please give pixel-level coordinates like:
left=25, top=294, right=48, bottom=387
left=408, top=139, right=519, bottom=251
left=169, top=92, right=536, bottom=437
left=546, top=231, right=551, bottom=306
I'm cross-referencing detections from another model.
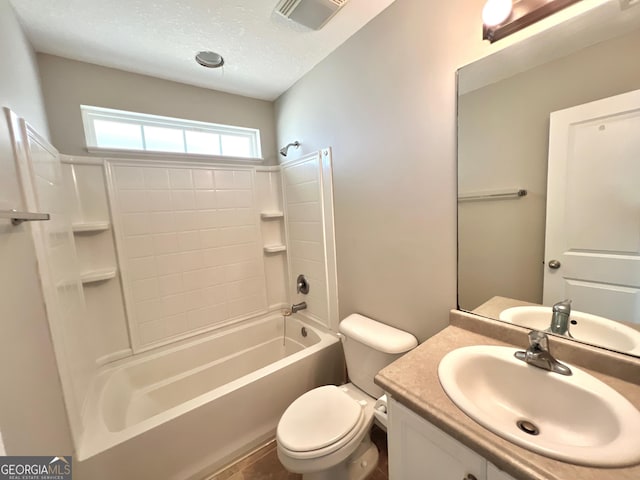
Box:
left=302, top=436, right=379, bottom=480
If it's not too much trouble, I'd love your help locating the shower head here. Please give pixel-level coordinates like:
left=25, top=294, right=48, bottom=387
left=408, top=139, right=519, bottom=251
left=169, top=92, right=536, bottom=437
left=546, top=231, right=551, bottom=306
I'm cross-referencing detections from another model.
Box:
left=279, top=141, right=300, bottom=157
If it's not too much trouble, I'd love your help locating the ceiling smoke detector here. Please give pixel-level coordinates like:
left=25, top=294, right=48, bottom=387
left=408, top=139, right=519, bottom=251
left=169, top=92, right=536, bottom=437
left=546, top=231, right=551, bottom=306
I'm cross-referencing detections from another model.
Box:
left=275, top=0, right=349, bottom=30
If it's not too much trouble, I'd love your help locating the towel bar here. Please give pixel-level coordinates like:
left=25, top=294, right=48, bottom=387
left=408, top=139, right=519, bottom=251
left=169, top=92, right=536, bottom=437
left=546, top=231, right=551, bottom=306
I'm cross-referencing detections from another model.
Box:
left=0, top=209, right=51, bottom=226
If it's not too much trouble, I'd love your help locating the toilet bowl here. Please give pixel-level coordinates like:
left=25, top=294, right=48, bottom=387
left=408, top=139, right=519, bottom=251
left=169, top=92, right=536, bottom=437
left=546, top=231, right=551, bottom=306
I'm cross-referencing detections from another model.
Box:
left=277, top=384, right=378, bottom=480
left=276, top=314, right=418, bottom=480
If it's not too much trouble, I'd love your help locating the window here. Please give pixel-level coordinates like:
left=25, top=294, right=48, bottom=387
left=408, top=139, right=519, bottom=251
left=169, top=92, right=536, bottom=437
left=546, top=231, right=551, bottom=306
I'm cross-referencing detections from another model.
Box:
left=81, top=105, right=262, bottom=159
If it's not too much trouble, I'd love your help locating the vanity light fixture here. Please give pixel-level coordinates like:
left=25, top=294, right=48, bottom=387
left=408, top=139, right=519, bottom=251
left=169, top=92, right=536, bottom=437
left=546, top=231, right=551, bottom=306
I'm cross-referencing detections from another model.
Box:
left=482, top=0, right=513, bottom=27
left=482, top=0, right=582, bottom=43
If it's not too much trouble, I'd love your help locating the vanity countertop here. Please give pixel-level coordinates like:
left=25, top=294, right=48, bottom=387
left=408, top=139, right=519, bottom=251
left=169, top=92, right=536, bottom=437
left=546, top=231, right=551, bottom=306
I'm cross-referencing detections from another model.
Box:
left=374, top=311, right=640, bottom=480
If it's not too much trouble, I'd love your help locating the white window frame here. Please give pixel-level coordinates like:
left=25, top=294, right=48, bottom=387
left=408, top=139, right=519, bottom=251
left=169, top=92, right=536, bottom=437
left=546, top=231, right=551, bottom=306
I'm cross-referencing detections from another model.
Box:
left=81, top=105, right=262, bottom=160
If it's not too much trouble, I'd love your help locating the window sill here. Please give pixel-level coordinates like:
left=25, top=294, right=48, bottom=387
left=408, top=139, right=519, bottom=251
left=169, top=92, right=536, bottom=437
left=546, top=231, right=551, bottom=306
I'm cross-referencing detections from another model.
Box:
left=85, top=147, right=265, bottom=164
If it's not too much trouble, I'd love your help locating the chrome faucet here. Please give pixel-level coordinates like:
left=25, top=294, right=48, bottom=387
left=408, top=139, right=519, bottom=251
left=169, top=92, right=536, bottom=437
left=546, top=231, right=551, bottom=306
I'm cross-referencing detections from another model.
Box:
left=290, top=301, right=307, bottom=314
left=514, top=331, right=572, bottom=376
left=548, top=299, right=572, bottom=337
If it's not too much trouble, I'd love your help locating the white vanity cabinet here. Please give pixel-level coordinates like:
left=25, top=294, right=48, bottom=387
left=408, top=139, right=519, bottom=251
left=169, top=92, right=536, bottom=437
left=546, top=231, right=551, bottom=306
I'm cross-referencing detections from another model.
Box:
left=388, top=397, right=518, bottom=480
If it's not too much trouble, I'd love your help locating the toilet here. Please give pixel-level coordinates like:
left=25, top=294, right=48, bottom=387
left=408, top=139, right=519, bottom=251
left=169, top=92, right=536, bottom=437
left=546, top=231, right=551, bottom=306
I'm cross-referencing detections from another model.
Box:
left=276, top=314, right=418, bottom=480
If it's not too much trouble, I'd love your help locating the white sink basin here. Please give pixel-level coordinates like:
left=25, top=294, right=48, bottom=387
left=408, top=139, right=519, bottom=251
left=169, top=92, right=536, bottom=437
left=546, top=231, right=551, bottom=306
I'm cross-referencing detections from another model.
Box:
left=438, top=345, right=640, bottom=467
left=499, top=306, right=640, bottom=355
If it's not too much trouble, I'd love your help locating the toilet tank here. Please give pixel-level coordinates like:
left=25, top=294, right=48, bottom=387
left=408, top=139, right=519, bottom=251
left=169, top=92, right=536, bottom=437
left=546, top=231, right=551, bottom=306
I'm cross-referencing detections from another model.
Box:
left=339, top=314, right=418, bottom=398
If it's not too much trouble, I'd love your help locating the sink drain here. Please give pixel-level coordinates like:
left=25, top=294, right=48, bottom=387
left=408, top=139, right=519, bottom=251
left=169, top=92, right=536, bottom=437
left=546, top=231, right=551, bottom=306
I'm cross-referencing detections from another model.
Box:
left=517, top=420, right=540, bottom=436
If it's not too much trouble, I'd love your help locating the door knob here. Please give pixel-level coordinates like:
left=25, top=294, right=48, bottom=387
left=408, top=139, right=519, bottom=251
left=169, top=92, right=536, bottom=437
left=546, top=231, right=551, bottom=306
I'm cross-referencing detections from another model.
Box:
left=463, top=474, right=478, bottom=480
left=548, top=259, right=561, bottom=269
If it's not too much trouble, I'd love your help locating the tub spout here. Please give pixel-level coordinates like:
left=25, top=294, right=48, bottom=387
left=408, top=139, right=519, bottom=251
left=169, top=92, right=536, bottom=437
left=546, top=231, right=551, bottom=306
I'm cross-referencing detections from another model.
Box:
left=290, top=301, right=307, bottom=314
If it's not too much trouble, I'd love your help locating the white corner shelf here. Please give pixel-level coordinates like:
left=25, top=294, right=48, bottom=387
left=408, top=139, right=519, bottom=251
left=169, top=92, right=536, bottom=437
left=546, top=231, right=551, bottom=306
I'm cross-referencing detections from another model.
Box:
left=261, top=211, right=286, bottom=253
left=263, top=245, right=287, bottom=254
left=72, top=221, right=111, bottom=233
left=81, top=268, right=118, bottom=284
left=260, top=211, right=284, bottom=219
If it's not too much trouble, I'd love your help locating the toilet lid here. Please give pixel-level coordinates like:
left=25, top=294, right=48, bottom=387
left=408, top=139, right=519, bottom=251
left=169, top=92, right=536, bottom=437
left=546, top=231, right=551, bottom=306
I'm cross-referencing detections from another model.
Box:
left=277, top=385, right=363, bottom=452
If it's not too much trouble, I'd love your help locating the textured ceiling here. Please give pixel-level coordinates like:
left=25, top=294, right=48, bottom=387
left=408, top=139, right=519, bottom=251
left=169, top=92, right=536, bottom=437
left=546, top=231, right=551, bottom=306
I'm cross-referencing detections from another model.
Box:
left=10, top=0, right=396, bottom=100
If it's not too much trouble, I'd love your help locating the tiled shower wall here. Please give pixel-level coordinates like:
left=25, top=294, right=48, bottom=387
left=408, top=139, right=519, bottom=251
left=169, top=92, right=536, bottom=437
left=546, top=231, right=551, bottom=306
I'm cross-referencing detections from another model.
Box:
left=282, top=150, right=338, bottom=330
left=10, top=118, right=93, bottom=442
left=109, top=163, right=268, bottom=351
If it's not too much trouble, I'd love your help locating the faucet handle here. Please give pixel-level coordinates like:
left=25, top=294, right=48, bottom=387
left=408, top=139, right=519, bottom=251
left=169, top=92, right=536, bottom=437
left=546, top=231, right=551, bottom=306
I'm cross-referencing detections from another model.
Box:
left=516, top=330, right=572, bottom=376
left=528, top=330, right=549, bottom=351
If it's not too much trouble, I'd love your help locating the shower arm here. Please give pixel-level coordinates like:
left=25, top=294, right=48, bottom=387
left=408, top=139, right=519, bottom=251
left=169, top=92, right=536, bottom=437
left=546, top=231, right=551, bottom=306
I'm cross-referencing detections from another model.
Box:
left=279, top=141, right=300, bottom=157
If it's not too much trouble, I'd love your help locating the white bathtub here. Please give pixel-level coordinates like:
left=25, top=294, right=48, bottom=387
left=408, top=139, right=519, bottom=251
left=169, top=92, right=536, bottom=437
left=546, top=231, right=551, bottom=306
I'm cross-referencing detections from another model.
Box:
left=76, top=313, right=343, bottom=480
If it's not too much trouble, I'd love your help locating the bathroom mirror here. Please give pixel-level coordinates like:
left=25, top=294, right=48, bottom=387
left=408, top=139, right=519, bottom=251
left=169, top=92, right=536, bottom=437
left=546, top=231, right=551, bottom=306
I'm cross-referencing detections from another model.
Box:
left=457, top=2, right=640, bottom=357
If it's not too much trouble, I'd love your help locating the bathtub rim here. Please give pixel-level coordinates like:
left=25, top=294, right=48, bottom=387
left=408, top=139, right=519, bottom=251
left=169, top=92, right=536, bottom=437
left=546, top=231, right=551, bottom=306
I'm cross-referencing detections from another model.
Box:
left=77, top=312, right=339, bottom=461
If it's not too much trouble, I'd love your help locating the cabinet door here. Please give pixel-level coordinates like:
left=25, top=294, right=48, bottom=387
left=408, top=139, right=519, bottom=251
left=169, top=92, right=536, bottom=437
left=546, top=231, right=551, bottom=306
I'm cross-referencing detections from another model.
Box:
left=388, top=398, right=486, bottom=480
left=488, top=463, right=518, bottom=480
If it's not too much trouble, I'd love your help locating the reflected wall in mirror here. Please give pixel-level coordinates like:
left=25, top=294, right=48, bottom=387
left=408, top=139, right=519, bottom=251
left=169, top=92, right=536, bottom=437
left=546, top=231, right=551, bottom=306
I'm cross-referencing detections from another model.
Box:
left=457, top=3, right=640, bottom=357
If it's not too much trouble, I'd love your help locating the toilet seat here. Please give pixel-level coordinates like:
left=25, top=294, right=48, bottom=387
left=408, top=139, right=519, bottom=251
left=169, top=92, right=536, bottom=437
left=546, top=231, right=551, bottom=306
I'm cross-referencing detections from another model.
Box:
left=277, top=385, right=364, bottom=458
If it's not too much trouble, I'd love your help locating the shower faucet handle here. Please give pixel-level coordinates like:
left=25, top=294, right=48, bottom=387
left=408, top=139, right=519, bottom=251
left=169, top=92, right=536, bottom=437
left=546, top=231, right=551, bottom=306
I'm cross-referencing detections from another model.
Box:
left=296, top=274, right=309, bottom=294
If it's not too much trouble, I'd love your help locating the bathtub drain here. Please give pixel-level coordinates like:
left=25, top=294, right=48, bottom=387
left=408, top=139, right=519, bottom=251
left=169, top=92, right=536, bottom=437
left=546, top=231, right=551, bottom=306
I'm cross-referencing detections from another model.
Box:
left=516, top=420, right=540, bottom=436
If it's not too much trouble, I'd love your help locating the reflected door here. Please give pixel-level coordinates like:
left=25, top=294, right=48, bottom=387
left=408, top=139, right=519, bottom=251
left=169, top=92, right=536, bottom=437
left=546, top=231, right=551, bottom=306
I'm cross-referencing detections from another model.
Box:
left=543, top=89, right=640, bottom=324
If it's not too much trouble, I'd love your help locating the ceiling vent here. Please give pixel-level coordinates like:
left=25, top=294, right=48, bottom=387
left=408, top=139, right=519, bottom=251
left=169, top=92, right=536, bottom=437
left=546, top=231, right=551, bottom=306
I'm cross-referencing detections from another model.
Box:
left=275, top=0, right=349, bottom=30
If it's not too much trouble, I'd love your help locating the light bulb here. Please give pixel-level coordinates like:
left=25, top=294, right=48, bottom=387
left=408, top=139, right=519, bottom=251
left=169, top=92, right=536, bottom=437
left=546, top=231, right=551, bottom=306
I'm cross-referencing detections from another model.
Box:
left=482, top=0, right=513, bottom=27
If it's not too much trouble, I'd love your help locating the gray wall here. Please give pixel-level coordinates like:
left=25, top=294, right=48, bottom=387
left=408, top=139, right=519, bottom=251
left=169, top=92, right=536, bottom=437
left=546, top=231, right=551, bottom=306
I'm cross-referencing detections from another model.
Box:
left=458, top=28, right=640, bottom=310
left=37, top=54, right=278, bottom=164
left=0, top=0, right=73, bottom=455
left=275, top=0, right=489, bottom=341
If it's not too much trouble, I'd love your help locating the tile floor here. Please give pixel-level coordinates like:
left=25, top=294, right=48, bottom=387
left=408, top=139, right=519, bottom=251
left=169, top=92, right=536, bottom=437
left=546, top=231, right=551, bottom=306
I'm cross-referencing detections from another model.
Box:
left=210, top=425, right=388, bottom=480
